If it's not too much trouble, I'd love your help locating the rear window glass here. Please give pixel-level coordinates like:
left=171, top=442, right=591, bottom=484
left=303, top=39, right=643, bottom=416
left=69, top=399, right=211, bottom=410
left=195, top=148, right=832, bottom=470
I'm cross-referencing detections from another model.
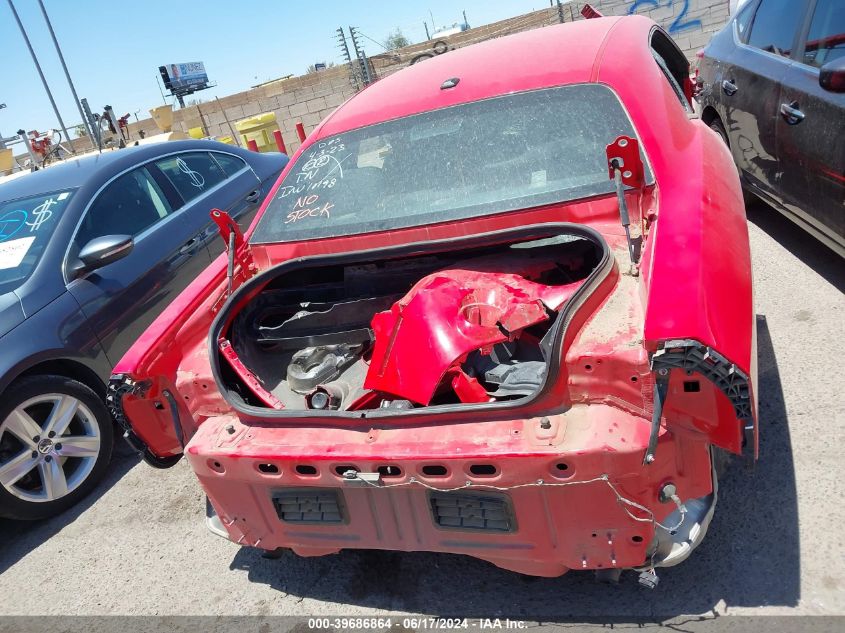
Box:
left=252, top=84, right=651, bottom=244
left=802, top=1, right=845, bottom=68
left=212, top=152, right=248, bottom=176
left=735, top=0, right=756, bottom=43
left=156, top=152, right=226, bottom=204
left=747, top=0, right=804, bottom=57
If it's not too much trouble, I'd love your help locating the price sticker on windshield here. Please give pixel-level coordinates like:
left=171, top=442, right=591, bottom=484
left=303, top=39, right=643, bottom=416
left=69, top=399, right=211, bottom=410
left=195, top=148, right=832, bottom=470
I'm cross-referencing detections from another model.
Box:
left=0, top=236, right=35, bottom=270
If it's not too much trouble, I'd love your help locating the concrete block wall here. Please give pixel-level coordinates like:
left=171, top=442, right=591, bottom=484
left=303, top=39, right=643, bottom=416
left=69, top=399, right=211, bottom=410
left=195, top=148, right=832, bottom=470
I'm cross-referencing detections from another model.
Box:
left=115, top=2, right=730, bottom=156
left=368, top=7, right=563, bottom=79
left=119, top=8, right=562, bottom=153
left=122, top=65, right=358, bottom=155
left=583, top=0, right=731, bottom=58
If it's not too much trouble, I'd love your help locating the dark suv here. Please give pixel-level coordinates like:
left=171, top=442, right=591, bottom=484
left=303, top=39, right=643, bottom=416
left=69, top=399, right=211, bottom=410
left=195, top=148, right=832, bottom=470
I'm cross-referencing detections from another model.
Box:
left=697, top=0, right=844, bottom=257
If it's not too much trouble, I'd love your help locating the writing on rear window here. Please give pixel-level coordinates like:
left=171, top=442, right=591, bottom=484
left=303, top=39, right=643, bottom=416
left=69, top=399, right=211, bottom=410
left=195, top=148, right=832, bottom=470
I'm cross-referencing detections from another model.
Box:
left=253, top=84, right=652, bottom=244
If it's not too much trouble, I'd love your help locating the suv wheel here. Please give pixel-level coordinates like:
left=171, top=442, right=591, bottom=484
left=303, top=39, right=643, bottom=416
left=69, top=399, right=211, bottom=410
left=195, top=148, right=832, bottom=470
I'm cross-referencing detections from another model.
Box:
left=0, top=375, right=113, bottom=520
left=708, top=118, right=730, bottom=145
left=709, top=118, right=755, bottom=206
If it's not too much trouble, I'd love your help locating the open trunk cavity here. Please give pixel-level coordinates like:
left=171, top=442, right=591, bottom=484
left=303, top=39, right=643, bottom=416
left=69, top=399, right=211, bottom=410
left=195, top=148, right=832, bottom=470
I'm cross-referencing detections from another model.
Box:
left=211, top=224, right=607, bottom=417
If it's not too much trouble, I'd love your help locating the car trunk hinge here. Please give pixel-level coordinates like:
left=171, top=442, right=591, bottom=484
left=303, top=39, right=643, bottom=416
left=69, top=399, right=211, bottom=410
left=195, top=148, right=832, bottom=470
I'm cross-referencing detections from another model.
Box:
left=210, top=209, right=256, bottom=295
left=606, top=136, right=644, bottom=274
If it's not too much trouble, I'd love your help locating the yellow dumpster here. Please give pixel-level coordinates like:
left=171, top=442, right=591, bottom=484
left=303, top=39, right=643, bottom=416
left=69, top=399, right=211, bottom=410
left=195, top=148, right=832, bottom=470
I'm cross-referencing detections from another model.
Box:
left=149, top=104, right=174, bottom=133
left=235, top=112, right=281, bottom=153
left=0, top=148, right=13, bottom=174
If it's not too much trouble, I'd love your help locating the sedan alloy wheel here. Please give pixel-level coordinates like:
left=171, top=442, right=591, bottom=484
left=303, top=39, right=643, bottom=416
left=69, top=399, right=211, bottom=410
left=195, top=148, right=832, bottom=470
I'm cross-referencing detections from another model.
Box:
left=0, top=376, right=113, bottom=520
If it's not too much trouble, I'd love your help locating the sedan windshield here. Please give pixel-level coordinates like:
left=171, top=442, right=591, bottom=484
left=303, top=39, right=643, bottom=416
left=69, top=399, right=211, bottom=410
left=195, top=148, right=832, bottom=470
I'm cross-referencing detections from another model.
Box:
left=0, top=190, right=75, bottom=293
left=252, top=84, right=649, bottom=244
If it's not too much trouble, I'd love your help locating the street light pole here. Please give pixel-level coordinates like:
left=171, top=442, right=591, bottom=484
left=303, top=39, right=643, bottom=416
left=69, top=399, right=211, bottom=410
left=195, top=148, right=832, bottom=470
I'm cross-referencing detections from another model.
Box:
left=6, top=0, right=75, bottom=153
left=37, top=0, right=92, bottom=143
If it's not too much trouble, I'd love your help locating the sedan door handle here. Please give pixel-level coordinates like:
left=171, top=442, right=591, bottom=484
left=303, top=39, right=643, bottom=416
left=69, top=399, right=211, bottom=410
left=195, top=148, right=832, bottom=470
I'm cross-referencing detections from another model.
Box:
left=245, top=190, right=261, bottom=203
left=179, top=238, right=199, bottom=254
left=721, top=79, right=738, bottom=96
left=780, top=101, right=805, bottom=125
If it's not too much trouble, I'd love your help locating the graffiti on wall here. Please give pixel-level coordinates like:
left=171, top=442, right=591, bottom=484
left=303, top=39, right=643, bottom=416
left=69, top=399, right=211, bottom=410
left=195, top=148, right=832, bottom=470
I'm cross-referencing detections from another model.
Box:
left=627, top=0, right=702, bottom=33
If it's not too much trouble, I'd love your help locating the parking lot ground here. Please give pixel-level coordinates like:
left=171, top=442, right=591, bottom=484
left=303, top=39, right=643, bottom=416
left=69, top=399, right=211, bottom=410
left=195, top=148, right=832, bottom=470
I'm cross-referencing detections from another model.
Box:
left=0, top=200, right=843, bottom=621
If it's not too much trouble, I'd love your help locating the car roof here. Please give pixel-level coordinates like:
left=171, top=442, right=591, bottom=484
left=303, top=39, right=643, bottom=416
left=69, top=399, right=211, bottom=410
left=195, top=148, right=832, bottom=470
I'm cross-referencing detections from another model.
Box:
left=318, top=16, right=651, bottom=137
left=0, top=139, right=244, bottom=202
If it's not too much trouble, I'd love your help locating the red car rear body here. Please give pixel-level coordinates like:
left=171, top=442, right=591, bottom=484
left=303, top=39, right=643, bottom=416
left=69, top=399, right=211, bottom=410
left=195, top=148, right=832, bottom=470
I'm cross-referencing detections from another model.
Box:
left=110, top=15, right=756, bottom=577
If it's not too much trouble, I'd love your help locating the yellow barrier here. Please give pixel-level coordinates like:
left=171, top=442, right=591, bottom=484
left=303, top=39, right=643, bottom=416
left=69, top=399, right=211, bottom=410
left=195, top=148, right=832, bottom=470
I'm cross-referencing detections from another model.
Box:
left=235, top=112, right=281, bottom=153
left=0, top=148, right=13, bottom=174
left=149, top=105, right=174, bottom=133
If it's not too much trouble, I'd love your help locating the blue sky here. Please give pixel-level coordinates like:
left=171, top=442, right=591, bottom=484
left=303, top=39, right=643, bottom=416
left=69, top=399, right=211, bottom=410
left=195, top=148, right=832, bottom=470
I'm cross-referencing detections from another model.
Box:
left=2, top=0, right=549, bottom=140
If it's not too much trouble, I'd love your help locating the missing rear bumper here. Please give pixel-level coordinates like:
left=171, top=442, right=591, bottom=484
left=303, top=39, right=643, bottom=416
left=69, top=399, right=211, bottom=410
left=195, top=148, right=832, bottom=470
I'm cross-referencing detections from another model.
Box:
left=189, top=404, right=716, bottom=576
left=642, top=455, right=718, bottom=569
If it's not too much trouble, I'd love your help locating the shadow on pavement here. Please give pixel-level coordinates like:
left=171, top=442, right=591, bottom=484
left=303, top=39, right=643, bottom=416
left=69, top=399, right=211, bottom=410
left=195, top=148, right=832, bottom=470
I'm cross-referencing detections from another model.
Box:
left=0, top=441, right=139, bottom=575
left=746, top=200, right=843, bottom=294
left=229, top=315, right=799, bottom=617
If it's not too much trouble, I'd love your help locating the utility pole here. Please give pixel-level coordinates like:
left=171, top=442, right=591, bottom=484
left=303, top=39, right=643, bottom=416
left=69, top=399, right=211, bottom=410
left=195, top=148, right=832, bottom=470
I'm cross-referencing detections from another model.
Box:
left=37, top=0, right=90, bottom=144
left=349, top=27, right=372, bottom=86
left=155, top=73, right=169, bottom=105
left=6, top=0, right=74, bottom=151
left=336, top=27, right=361, bottom=92
left=0, top=102, right=8, bottom=151
left=81, top=98, right=102, bottom=151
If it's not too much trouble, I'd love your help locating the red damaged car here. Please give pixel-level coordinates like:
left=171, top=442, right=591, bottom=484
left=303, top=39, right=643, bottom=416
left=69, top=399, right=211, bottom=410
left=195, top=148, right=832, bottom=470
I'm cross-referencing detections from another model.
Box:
left=109, top=14, right=757, bottom=584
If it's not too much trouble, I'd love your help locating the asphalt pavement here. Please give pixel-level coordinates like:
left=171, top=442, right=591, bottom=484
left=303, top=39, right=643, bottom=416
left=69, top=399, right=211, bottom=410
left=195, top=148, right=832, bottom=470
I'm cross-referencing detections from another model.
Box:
left=0, top=200, right=843, bottom=622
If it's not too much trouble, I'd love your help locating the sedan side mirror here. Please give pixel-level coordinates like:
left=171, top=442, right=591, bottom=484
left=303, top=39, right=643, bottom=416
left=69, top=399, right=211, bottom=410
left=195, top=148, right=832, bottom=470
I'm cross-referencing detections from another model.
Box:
left=819, top=57, right=845, bottom=93
left=70, top=235, right=134, bottom=277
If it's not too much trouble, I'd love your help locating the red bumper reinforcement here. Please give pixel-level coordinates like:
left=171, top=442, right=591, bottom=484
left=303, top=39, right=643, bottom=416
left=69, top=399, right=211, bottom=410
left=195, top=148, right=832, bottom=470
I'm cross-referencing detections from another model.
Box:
left=186, top=403, right=713, bottom=577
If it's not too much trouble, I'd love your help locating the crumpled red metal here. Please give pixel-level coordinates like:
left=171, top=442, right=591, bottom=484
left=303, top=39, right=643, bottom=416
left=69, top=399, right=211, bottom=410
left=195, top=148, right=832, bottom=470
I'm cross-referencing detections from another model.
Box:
left=364, top=267, right=582, bottom=405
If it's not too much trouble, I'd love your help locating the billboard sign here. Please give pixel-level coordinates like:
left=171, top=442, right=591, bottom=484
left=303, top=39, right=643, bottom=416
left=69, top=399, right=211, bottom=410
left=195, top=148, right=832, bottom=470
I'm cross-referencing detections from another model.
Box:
left=160, top=62, right=209, bottom=93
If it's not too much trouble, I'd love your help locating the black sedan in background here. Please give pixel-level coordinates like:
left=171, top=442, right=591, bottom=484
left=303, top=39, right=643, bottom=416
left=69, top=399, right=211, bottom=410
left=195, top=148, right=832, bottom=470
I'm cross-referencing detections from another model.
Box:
left=0, top=140, right=287, bottom=519
left=697, top=0, right=844, bottom=257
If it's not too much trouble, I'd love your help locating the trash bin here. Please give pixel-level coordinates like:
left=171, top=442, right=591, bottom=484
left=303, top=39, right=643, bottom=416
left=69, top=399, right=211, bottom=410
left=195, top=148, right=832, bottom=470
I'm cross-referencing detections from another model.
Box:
left=0, top=148, right=13, bottom=174
left=149, top=105, right=174, bottom=133
left=235, top=112, right=281, bottom=153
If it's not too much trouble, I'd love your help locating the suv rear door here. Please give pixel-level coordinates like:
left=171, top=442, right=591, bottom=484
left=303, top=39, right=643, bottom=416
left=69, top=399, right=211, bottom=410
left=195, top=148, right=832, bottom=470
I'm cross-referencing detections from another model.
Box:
left=722, top=0, right=808, bottom=199
left=775, top=0, right=845, bottom=254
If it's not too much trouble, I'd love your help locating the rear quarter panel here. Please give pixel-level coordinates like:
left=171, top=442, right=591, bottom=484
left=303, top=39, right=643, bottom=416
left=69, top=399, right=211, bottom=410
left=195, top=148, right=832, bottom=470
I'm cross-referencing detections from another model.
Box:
left=598, top=18, right=756, bottom=453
